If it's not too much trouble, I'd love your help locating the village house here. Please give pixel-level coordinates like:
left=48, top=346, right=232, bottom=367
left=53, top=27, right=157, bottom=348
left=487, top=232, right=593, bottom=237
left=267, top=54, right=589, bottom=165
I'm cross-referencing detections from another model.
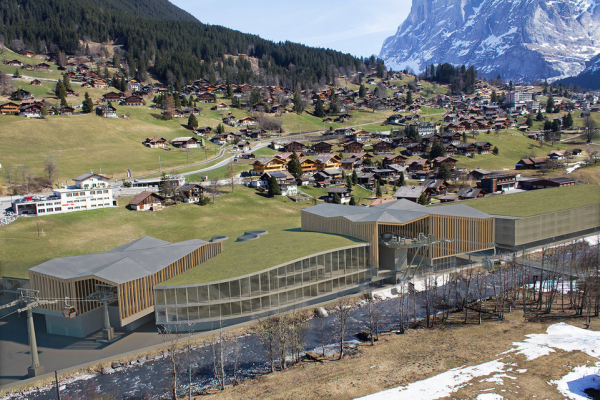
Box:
left=422, top=179, right=449, bottom=196
left=407, top=158, right=431, bottom=172
left=177, top=184, right=204, bottom=203
left=170, top=137, right=201, bottom=148
left=96, top=103, right=117, bottom=118
left=0, top=102, right=20, bottom=115
left=519, top=177, right=577, bottom=190
left=143, top=137, right=168, bottom=149
left=457, top=187, right=486, bottom=200
left=313, top=141, right=334, bottom=154
left=283, top=141, right=305, bottom=153
left=58, top=106, right=75, bottom=116
left=515, top=157, right=547, bottom=170
left=121, top=95, right=145, bottom=106
left=478, top=173, right=517, bottom=193
left=195, top=126, right=212, bottom=135
left=547, top=149, right=568, bottom=160
left=475, top=142, right=492, bottom=154
left=237, top=117, right=258, bottom=127
left=313, top=169, right=344, bottom=186
left=274, top=152, right=304, bottom=162
left=404, top=143, right=427, bottom=156
left=260, top=170, right=298, bottom=196
left=211, top=102, right=230, bottom=111
left=326, top=187, right=352, bottom=204
left=340, top=158, right=362, bottom=171
left=343, top=141, right=364, bottom=153
left=128, top=192, right=165, bottom=211
left=455, top=143, right=478, bottom=156
left=356, top=172, right=375, bottom=188
left=392, top=186, right=427, bottom=202
left=252, top=157, right=287, bottom=174
left=313, top=154, right=342, bottom=171
left=102, top=92, right=123, bottom=102
left=371, top=141, right=394, bottom=154
left=432, top=156, right=458, bottom=170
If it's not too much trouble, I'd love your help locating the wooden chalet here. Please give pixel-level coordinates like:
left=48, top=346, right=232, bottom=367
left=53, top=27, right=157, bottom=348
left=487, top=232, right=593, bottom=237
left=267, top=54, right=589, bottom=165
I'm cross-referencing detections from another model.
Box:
left=475, top=142, right=492, bottom=154
left=58, top=106, right=74, bottom=116
left=128, top=192, right=165, bottom=211
left=455, top=143, right=477, bottom=155
left=102, top=92, right=123, bottom=102
left=515, top=157, right=547, bottom=170
left=371, top=141, right=394, bottom=155
left=96, top=103, right=117, bottom=118
left=313, top=141, right=334, bottom=154
left=407, top=158, right=431, bottom=172
left=177, top=184, right=204, bottom=203
left=252, top=157, right=287, bottom=173
left=143, top=137, right=168, bottom=149
left=283, top=141, right=305, bottom=153
left=0, top=102, right=20, bottom=115
left=121, top=96, right=145, bottom=106
left=457, top=188, right=485, bottom=200
left=343, top=141, right=364, bottom=153
left=312, top=154, right=342, bottom=171
left=298, top=158, right=318, bottom=173
left=382, top=154, right=408, bottom=167
left=339, top=158, right=362, bottom=171
left=432, top=156, right=458, bottom=170
left=170, top=137, right=200, bottom=148
left=196, top=92, right=216, bottom=103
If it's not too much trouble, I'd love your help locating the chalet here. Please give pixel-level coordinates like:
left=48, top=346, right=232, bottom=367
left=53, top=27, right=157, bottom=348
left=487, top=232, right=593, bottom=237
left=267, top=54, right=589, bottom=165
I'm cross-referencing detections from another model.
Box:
left=313, top=154, right=341, bottom=171
left=457, top=188, right=485, bottom=200
left=407, top=158, right=431, bottom=172
left=20, top=103, right=41, bottom=118
left=11, top=89, right=34, bottom=100
left=392, top=186, right=427, bottom=202
left=382, top=154, right=408, bottom=167
left=30, top=79, right=42, bottom=86
left=261, top=171, right=298, bottom=196
left=252, top=157, right=287, bottom=173
left=102, top=92, right=123, bottom=102
left=475, top=142, right=492, bottom=154
left=0, top=102, right=20, bottom=115
left=404, top=143, right=427, bottom=156
left=223, top=115, right=236, bottom=125
left=170, top=137, right=200, bottom=148
left=343, top=141, right=364, bottom=153
left=274, top=152, right=304, bottom=162
left=177, top=184, right=204, bottom=203
left=443, top=144, right=457, bottom=156
left=20, top=50, right=34, bottom=57
left=128, top=192, right=165, bottom=211
left=371, top=141, right=394, bottom=154
left=313, top=169, right=343, bottom=185
left=237, top=140, right=251, bottom=152
left=432, top=156, right=458, bottom=170
left=392, top=135, right=412, bottom=147
left=58, top=106, right=74, bottom=116
left=6, top=59, right=23, bottom=66
left=356, top=172, right=375, bottom=187
left=195, top=126, right=212, bottom=135
left=439, top=132, right=461, bottom=145
left=240, top=152, right=256, bottom=159
left=313, top=141, right=334, bottom=154
left=96, top=103, right=117, bottom=118
left=238, top=117, right=258, bottom=127
left=335, top=113, right=352, bottom=122
left=121, top=96, right=144, bottom=106
left=419, top=134, right=437, bottom=146
left=547, top=150, right=567, bottom=160
left=143, top=137, right=168, bottom=149
left=283, top=141, right=305, bottom=153
left=196, top=92, right=216, bottom=103
left=270, top=104, right=286, bottom=113
left=455, top=143, right=477, bottom=155
left=422, top=179, right=449, bottom=196
left=515, top=157, right=546, bottom=170
left=350, top=152, right=373, bottom=161
left=373, top=169, right=396, bottom=180
left=36, top=63, right=50, bottom=70
left=211, top=103, right=230, bottom=111
left=211, top=133, right=234, bottom=144
left=340, top=158, right=361, bottom=171
left=297, top=158, right=318, bottom=173
left=326, top=187, right=352, bottom=204
left=437, top=193, right=459, bottom=203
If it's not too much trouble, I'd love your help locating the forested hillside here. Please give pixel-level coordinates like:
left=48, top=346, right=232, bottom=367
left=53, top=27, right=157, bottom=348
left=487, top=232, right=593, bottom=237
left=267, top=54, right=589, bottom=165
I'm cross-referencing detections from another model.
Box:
left=0, top=0, right=366, bottom=88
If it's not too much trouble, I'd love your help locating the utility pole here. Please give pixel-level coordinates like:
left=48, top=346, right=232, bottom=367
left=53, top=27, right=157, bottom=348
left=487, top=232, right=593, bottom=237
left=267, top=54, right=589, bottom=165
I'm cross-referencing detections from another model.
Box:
left=159, top=155, right=161, bottom=173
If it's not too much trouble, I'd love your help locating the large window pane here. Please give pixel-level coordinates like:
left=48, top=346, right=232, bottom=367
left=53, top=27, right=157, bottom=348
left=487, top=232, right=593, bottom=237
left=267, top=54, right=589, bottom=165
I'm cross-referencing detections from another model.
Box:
left=176, top=288, right=187, bottom=305
left=209, top=284, right=219, bottom=301
left=166, top=307, right=178, bottom=322
left=251, top=297, right=261, bottom=311
left=303, top=285, right=311, bottom=298
left=270, top=294, right=279, bottom=308
left=220, top=303, right=231, bottom=317
left=325, top=280, right=333, bottom=292
left=332, top=251, right=339, bottom=272
left=260, top=273, right=270, bottom=294
left=250, top=275, right=260, bottom=296
left=230, top=280, right=240, bottom=299
left=261, top=296, right=270, bottom=309
left=339, top=250, right=346, bottom=274
left=198, top=306, right=209, bottom=319
left=231, top=301, right=241, bottom=316
left=198, top=286, right=209, bottom=303
left=188, top=306, right=200, bottom=320
left=287, top=275, right=295, bottom=288
left=219, top=282, right=230, bottom=299
left=277, top=267, right=286, bottom=277
left=295, top=261, right=303, bottom=273
left=324, top=253, right=332, bottom=276
left=165, top=289, right=176, bottom=305
left=241, top=278, right=251, bottom=298
left=178, top=307, right=189, bottom=321
left=269, top=270, right=278, bottom=291
left=155, top=290, right=166, bottom=306
left=242, top=300, right=252, bottom=314
left=318, top=282, right=326, bottom=294
left=209, top=304, right=220, bottom=319
left=156, top=308, right=166, bottom=323
left=187, top=287, right=199, bottom=304
left=295, top=288, right=303, bottom=301
left=279, top=276, right=287, bottom=290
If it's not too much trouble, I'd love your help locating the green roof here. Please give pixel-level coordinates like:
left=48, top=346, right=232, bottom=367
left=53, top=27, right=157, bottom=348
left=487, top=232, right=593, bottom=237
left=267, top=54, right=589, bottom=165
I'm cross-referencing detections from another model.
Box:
left=464, top=184, right=600, bottom=217
left=158, top=228, right=365, bottom=286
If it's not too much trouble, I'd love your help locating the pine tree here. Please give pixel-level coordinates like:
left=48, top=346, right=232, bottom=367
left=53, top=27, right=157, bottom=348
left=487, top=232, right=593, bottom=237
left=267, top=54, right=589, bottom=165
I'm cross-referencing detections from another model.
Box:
left=417, top=192, right=429, bottom=205
left=173, top=94, right=181, bottom=108
left=60, top=95, right=68, bottom=107
left=564, top=112, right=573, bottom=129
left=359, top=84, right=366, bottom=98
left=492, top=146, right=499, bottom=156
left=62, top=74, right=72, bottom=91
left=55, top=80, right=66, bottom=99
left=187, top=113, right=198, bottom=130
left=546, top=95, right=555, bottom=112
left=314, top=97, right=326, bottom=118
left=406, top=91, right=413, bottom=105
left=226, top=80, right=233, bottom=98
left=332, top=193, right=341, bottom=204
left=437, top=164, right=451, bottom=180
left=288, top=152, right=303, bottom=180
left=526, top=116, right=534, bottom=127
left=536, top=110, right=544, bottom=121
left=376, top=181, right=382, bottom=198
left=398, top=171, right=405, bottom=187
left=346, top=175, right=352, bottom=189
left=349, top=196, right=356, bottom=206
left=429, top=140, right=446, bottom=159
left=82, top=92, right=94, bottom=113
left=351, top=170, right=358, bottom=185
left=292, top=92, right=304, bottom=114
left=268, top=176, right=279, bottom=197
left=216, top=123, right=225, bottom=133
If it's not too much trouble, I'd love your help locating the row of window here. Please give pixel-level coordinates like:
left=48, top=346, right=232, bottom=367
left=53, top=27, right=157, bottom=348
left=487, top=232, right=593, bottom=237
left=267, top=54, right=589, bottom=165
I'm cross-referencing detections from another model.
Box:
left=37, top=207, right=61, bottom=213
left=156, top=270, right=371, bottom=323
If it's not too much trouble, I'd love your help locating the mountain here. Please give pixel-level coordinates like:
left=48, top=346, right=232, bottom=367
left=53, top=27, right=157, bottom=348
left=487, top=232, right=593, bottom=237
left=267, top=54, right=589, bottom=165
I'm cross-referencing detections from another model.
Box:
left=559, top=53, right=600, bottom=90
left=379, top=0, right=600, bottom=82
left=0, top=0, right=364, bottom=87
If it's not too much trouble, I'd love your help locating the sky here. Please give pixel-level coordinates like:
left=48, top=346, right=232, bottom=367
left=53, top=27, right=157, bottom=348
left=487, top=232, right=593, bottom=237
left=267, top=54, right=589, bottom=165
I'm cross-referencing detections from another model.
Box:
left=170, top=0, right=413, bottom=58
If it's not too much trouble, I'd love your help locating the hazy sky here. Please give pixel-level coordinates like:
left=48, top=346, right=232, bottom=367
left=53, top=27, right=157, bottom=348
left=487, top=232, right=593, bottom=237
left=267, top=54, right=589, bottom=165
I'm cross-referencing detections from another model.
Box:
left=170, top=0, right=413, bottom=58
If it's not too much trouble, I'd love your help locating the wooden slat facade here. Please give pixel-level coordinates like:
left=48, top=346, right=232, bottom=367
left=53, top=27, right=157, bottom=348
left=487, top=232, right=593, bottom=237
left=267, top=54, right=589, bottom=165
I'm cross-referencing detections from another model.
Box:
left=29, top=242, right=223, bottom=323
left=302, top=211, right=495, bottom=269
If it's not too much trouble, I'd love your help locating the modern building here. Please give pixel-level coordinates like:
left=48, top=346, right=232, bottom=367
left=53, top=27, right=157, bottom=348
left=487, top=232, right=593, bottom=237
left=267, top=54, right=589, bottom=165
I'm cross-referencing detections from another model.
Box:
left=11, top=173, right=116, bottom=216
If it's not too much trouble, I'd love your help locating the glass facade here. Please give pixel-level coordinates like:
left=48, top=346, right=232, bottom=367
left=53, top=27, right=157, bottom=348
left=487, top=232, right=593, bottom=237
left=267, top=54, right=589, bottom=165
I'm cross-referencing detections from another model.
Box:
left=154, top=245, right=371, bottom=325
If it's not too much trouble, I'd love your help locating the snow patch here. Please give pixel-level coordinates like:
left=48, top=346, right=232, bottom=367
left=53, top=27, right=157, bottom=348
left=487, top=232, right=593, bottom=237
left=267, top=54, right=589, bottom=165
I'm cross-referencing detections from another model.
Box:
left=551, top=362, right=600, bottom=400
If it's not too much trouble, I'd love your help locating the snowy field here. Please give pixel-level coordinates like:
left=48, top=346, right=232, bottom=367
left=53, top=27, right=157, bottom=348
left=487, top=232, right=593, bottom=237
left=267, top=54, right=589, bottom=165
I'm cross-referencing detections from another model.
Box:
left=356, top=323, right=600, bottom=400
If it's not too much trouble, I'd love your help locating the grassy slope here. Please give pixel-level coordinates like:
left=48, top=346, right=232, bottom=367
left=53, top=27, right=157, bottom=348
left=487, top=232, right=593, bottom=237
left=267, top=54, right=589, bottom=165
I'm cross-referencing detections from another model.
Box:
left=0, top=186, right=326, bottom=280
left=463, top=184, right=600, bottom=217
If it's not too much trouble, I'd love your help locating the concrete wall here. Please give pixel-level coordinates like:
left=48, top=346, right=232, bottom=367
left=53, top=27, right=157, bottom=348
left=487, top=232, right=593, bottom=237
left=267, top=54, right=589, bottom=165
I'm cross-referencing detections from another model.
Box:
left=39, top=305, right=123, bottom=338
left=494, top=204, right=600, bottom=249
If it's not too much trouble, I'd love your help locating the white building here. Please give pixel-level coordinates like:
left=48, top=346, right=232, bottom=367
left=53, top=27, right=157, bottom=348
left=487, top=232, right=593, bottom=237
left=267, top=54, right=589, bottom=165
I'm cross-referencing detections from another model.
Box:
left=12, top=173, right=115, bottom=216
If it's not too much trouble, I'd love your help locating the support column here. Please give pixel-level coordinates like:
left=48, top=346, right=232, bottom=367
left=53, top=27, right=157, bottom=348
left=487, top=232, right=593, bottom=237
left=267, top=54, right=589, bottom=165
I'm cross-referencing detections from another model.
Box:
left=27, top=308, right=44, bottom=377
left=102, top=301, right=114, bottom=341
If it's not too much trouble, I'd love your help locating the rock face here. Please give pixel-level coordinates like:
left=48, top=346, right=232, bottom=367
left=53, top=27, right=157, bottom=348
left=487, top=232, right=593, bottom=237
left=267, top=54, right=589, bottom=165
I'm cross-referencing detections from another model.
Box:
left=380, top=0, right=600, bottom=81
left=560, top=52, right=600, bottom=89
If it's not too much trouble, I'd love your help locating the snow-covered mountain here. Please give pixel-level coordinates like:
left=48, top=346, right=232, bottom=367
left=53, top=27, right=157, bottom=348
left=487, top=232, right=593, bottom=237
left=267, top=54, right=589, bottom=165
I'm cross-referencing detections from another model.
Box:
left=379, top=0, right=600, bottom=82
left=559, top=52, right=600, bottom=89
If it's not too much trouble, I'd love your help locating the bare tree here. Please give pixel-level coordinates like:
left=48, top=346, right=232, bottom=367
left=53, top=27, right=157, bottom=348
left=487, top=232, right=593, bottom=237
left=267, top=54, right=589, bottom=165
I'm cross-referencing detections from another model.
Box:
left=288, top=308, right=309, bottom=364
left=158, top=325, right=182, bottom=400
left=0, top=71, right=15, bottom=96
left=583, top=116, right=598, bottom=143
left=255, top=316, right=278, bottom=372
left=18, top=165, right=29, bottom=185
left=397, top=282, right=409, bottom=333
left=43, top=153, right=59, bottom=183
left=226, top=162, right=236, bottom=193
left=186, top=323, right=196, bottom=400
left=210, top=326, right=226, bottom=391
left=333, top=297, right=353, bottom=360
left=210, top=177, right=219, bottom=204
